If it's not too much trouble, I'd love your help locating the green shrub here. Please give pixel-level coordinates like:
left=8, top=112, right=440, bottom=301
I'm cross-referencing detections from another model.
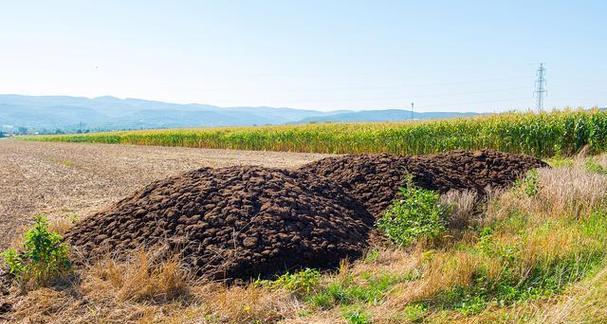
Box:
left=377, top=179, right=447, bottom=246
left=2, top=216, right=71, bottom=287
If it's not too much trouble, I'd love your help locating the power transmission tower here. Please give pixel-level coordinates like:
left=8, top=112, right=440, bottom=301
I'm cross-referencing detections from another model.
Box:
left=534, top=63, right=547, bottom=112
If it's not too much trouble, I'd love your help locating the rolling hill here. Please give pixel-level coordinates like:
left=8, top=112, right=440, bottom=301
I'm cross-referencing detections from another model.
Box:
left=0, top=94, right=478, bottom=133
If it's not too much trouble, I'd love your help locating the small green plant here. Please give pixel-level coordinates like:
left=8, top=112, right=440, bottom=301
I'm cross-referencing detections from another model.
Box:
left=308, top=272, right=407, bottom=309
left=2, top=216, right=71, bottom=287
left=363, top=249, right=380, bottom=263
left=518, top=169, right=540, bottom=197
left=547, top=156, right=573, bottom=168
left=402, top=303, right=428, bottom=322
left=377, top=178, right=447, bottom=246
left=258, top=268, right=321, bottom=296
left=341, top=305, right=371, bottom=324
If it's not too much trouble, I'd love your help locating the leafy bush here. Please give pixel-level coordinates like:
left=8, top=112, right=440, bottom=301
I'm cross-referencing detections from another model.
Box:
left=377, top=179, right=447, bottom=246
left=2, top=216, right=71, bottom=287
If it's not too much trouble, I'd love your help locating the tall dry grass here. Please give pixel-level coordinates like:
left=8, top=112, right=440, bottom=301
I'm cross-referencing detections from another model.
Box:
left=8, top=249, right=302, bottom=323
left=440, top=190, right=478, bottom=229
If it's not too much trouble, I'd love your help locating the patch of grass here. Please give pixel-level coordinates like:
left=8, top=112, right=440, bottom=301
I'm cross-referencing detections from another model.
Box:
left=1, top=216, right=71, bottom=288
left=402, top=303, right=428, bottom=322
left=341, top=305, right=371, bottom=324
left=308, top=272, right=410, bottom=309
left=421, top=210, right=607, bottom=314
left=363, top=249, right=380, bottom=263
left=585, top=157, right=607, bottom=175
left=60, top=159, right=75, bottom=167
left=546, top=156, right=574, bottom=168
left=377, top=178, right=447, bottom=247
left=91, top=250, right=190, bottom=303
left=257, top=268, right=321, bottom=296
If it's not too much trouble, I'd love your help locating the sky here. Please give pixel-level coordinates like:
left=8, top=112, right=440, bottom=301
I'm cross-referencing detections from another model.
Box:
left=0, top=0, right=605, bottom=112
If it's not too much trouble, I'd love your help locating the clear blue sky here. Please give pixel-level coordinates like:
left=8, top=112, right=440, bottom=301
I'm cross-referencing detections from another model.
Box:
left=1, top=0, right=605, bottom=112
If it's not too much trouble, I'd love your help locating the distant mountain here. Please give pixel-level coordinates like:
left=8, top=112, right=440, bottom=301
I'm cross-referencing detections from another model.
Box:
left=0, top=94, right=479, bottom=133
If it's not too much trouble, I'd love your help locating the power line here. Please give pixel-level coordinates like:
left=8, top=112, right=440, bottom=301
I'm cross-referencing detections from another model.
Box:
left=535, top=63, right=547, bottom=112
left=413, top=97, right=531, bottom=109
left=289, top=86, right=530, bottom=104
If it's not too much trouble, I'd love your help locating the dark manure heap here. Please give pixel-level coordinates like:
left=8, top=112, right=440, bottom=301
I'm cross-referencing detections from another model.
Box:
left=298, top=154, right=412, bottom=218
left=299, top=149, right=548, bottom=218
left=66, top=166, right=373, bottom=281
left=408, top=149, right=548, bottom=193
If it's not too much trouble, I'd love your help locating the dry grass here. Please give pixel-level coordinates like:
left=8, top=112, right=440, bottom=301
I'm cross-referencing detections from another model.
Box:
left=535, top=266, right=607, bottom=323
left=86, top=251, right=190, bottom=303
left=486, top=157, right=607, bottom=226
left=7, top=250, right=301, bottom=323
left=440, top=190, right=478, bottom=229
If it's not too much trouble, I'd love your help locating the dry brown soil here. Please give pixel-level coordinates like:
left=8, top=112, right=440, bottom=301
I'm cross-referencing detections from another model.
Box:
left=0, top=139, right=329, bottom=250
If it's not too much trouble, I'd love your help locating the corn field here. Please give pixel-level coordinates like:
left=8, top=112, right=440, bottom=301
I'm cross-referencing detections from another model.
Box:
left=25, top=109, right=607, bottom=158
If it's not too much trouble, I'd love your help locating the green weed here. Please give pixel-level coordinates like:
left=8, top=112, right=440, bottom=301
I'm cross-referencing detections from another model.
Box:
left=308, top=272, right=408, bottom=309
left=257, top=268, right=321, bottom=296
left=341, top=305, right=371, bottom=324
left=2, top=216, right=71, bottom=288
left=402, top=303, right=428, bottom=322
left=377, top=178, right=447, bottom=246
left=514, top=169, right=540, bottom=198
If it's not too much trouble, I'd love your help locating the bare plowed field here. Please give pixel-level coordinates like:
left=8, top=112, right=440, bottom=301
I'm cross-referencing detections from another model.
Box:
left=0, top=140, right=328, bottom=249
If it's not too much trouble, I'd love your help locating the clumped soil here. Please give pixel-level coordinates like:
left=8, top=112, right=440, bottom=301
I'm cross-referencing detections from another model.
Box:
left=66, top=149, right=546, bottom=281
left=299, top=149, right=548, bottom=217
left=66, top=166, right=373, bottom=281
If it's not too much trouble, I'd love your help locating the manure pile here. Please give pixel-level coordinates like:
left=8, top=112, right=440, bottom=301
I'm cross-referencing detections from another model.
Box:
left=66, top=167, right=373, bottom=280
left=301, top=149, right=548, bottom=217
left=66, top=149, right=547, bottom=281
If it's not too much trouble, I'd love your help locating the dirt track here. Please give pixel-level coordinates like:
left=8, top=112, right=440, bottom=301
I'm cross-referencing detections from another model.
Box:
left=0, top=140, right=329, bottom=249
